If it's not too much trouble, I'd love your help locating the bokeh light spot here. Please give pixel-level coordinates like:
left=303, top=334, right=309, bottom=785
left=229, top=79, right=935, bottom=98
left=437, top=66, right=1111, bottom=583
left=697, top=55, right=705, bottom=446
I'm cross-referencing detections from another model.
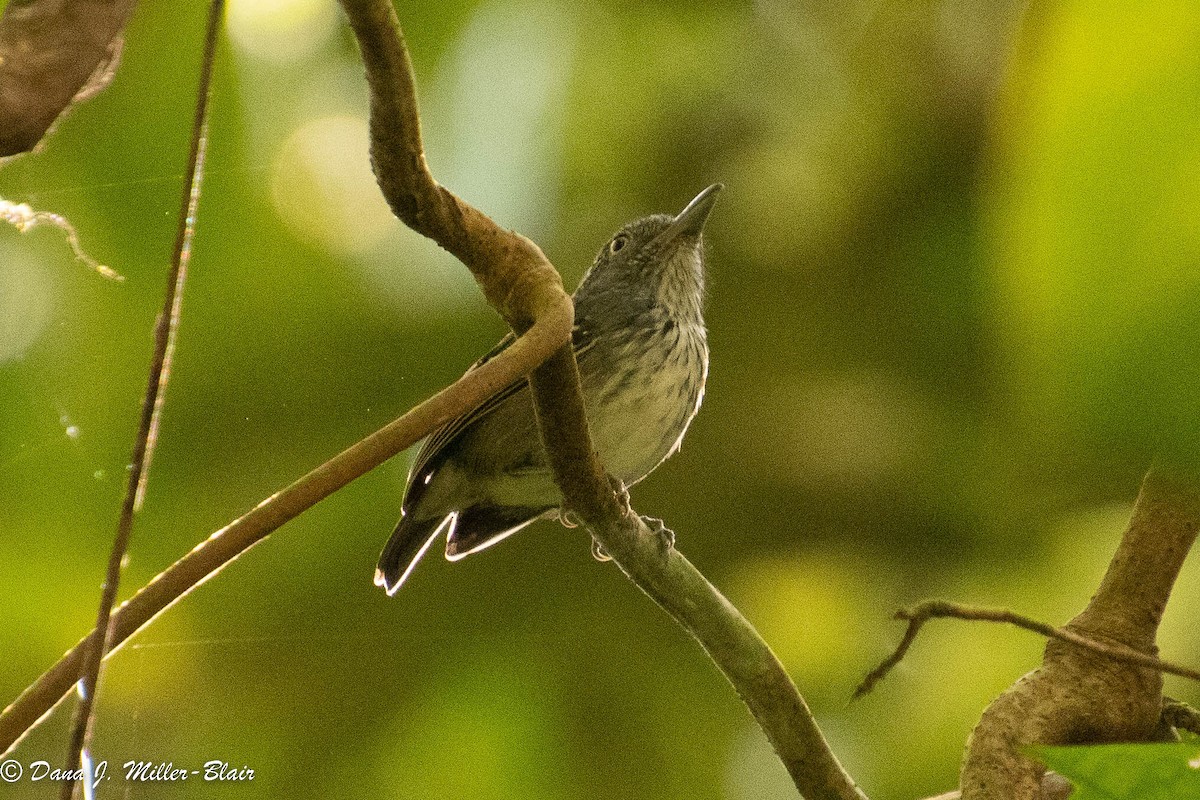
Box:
left=226, top=0, right=336, bottom=64
left=270, top=115, right=398, bottom=257
left=0, top=242, right=53, bottom=363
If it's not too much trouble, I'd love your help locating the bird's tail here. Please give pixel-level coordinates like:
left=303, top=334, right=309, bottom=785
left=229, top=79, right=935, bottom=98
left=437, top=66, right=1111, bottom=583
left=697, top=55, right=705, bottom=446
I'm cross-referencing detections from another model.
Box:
left=374, top=513, right=453, bottom=595
left=444, top=504, right=551, bottom=560
left=375, top=504, right=554, bottom=594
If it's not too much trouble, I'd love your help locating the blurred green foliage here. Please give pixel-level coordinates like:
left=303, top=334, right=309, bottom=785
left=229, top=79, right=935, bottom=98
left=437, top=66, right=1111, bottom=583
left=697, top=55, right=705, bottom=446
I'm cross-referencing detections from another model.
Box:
left=1, top=1, right=1198, bottom=798
left=1036, top=742, right=1200, bottom=800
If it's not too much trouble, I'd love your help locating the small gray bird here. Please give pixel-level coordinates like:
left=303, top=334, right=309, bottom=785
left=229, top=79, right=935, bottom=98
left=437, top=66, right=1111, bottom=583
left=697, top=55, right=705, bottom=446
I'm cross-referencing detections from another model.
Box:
left=376, top=184, right=721, bottom=594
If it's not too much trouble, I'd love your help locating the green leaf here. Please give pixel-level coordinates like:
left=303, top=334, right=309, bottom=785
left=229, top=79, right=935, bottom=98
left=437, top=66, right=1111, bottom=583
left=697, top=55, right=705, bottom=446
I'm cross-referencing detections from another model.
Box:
left=1035, top=743, right=1200, bottom=800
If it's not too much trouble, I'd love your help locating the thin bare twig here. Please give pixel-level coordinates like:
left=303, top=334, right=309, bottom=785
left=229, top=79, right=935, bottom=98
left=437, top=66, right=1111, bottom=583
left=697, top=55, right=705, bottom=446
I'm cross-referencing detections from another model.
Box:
left=0, top=199, right=121, bottom=279
left=855, top=599, right=1200, bottom=699
left=59, top=3, right=223, bottom=797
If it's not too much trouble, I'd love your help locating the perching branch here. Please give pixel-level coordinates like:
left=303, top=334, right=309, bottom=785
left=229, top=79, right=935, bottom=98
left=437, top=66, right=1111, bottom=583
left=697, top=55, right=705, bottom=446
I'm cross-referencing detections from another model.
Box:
left=524, top=352, right=866, bottom=800
left=856, top=599, right=1200, bottom=698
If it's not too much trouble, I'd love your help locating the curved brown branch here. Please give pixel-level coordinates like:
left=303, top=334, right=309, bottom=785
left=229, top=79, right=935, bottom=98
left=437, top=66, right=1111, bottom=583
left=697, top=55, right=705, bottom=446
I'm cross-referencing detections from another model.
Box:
left=339, top=0, right=565, bottom=333
left=527, top=357, right=864, bottom=800
left=959, top=469, right=1200, bottom=799
left=856, top=599, right=1200, bottom=698
left=526, top=355, right=864, bottom=800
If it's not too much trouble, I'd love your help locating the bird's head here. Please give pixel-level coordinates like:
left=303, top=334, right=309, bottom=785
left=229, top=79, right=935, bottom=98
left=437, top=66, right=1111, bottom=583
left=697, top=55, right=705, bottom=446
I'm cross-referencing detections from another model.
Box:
left=575, top=184, right=722, bottom=326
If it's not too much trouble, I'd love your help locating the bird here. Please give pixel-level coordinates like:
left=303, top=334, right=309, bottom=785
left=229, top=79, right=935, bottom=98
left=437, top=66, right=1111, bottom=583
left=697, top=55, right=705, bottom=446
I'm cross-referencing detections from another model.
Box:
left=375, top=184, right=722, bottom=594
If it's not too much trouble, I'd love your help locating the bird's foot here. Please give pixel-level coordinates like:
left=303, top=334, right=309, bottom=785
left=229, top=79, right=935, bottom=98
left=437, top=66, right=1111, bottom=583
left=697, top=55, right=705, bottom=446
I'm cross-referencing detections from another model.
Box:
left=591, top=477, right=632, bottom=562
left=590, top=536, right=612, bottom=562
left=641, top=515, right=676, bottom=556
left=608, top=475, right=633, bottom=518
left=558, top=508, right=582, bottom=529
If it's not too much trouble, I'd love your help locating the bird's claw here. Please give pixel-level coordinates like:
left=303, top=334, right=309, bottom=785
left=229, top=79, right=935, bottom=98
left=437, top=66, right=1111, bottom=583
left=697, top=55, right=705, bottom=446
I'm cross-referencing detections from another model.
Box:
left=591, top=536, right=612, bottom=562
left=641, top=515, right=676, bottom=555
left=559, top=504, right=610, bottom=561
left=582, top=480, right=668, bottom=562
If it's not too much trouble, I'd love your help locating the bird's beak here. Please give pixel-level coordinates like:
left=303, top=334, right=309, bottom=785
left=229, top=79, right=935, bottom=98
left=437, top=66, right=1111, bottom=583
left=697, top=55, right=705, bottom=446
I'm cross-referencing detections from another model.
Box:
left=656, top=183, right=723, bottom=245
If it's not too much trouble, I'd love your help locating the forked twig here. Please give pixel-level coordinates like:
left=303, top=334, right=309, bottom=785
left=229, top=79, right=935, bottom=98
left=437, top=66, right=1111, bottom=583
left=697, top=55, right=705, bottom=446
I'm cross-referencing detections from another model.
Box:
left=856, top=599, right=1200, bottom=699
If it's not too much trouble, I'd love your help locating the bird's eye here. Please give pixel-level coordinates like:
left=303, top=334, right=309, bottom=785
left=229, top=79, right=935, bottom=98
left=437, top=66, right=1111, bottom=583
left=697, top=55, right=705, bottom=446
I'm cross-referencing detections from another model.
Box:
left=609, top=235, right=628, bottom=254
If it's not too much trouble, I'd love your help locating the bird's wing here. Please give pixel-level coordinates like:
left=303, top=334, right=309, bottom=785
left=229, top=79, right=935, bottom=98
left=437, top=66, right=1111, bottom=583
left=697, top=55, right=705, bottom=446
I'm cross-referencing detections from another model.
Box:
left=408, top=332, right=520, bottom=486
left=404, top=326, right=596, bottom=506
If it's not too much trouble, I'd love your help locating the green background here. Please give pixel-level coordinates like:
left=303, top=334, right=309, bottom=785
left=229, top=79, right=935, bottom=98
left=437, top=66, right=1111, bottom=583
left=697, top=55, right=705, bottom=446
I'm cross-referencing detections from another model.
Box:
left=2, top=0, right=1199, bottom=797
